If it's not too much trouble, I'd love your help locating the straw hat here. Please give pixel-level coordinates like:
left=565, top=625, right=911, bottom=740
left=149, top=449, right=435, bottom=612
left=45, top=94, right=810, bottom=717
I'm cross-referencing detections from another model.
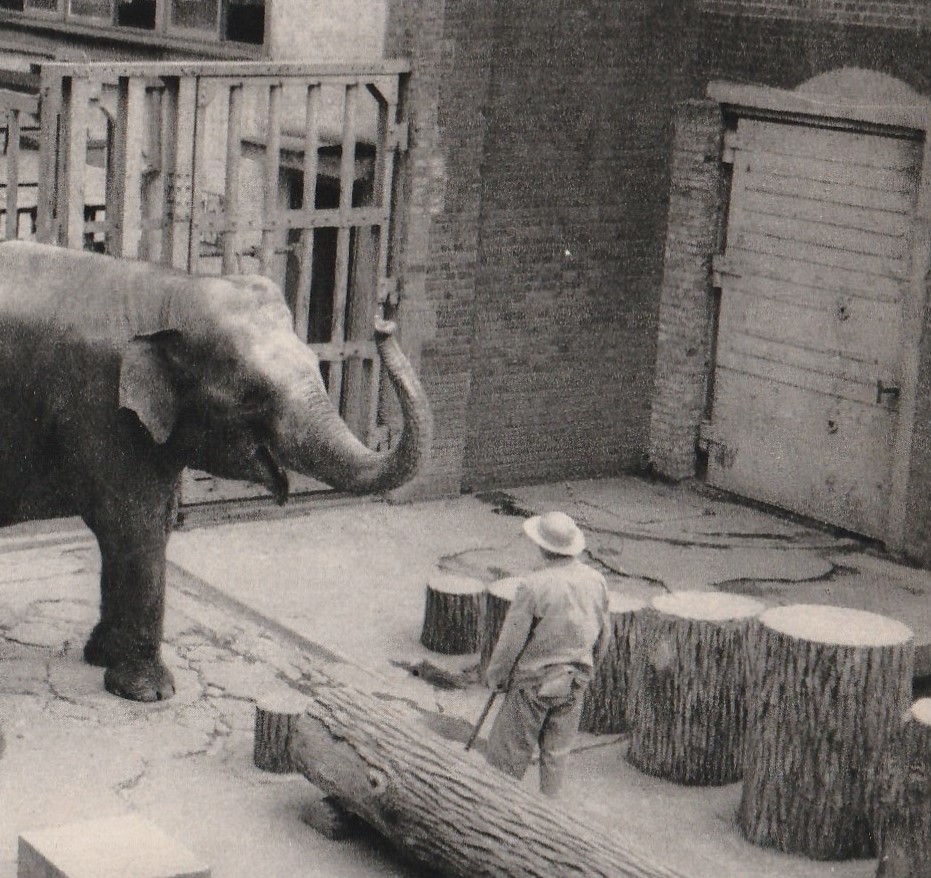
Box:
left=523, top=511, right=585, bottom=556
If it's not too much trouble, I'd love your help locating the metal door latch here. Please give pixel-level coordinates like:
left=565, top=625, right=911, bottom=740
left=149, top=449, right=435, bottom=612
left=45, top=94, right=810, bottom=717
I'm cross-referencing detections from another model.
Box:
left=876, top=379, right=901, bottom=405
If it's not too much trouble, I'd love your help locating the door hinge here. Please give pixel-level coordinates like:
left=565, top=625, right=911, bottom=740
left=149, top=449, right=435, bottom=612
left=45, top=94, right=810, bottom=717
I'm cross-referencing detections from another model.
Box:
left=721, top=128, right=742, bottom=165
left=390, top=122, right=409, bottom=153
left=876, top=379, right=901, bottom=406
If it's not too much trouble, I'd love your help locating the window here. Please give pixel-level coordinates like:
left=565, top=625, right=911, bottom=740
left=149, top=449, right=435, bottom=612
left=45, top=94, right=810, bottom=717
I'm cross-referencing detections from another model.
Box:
left=0, top=0, right=265, bottom=45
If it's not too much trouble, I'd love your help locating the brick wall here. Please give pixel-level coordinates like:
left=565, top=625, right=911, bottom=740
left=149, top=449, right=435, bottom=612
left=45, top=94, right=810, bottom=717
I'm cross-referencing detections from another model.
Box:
left=458, top=0, right=695, bottom=490
left=384, top=0, right=495, bottom=497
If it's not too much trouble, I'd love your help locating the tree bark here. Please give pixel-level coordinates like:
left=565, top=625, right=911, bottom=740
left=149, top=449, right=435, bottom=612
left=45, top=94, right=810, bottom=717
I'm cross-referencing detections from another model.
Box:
left=627, top=590, right=765, bottom=785
left=420, top=575, right=485, bottom=655
left=875, top=698, right=931, bottom=878
left=580, top=594, right=647, bottom=735
left=479, top=577, right=519, bottom=674
left=739, top=604, right=914, bottom=860
left=272, top=673, right=691, bottom=878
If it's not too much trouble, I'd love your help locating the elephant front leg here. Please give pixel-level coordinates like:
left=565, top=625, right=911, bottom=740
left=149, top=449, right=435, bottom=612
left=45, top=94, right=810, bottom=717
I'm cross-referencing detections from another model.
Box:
left=85, top=534, right=176, bottom=702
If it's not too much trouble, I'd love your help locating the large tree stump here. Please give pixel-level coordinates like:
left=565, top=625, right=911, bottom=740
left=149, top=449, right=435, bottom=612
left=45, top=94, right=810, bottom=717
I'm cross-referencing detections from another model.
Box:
left=875, top=698, right=931, bottom=878
left=627, top=590, right=765, bottom=785
left=739, top=604, right=913, bottom=860
left=580, top=593, right=647, bottom=735
left=262, top=673, right=691, bottom=878
left=479, top=576, right=519, bottom=673
left=420, top=575, right=486, bottom=655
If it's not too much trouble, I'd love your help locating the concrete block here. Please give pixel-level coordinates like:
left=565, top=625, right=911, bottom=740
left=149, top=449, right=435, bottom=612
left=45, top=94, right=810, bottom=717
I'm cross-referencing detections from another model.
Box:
left=18, top=814, right=209, bottom=878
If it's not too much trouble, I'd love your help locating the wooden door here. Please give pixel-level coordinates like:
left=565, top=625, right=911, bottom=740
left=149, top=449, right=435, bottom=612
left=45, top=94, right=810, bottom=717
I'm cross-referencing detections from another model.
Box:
left=703, top=117, right=921, bottom=539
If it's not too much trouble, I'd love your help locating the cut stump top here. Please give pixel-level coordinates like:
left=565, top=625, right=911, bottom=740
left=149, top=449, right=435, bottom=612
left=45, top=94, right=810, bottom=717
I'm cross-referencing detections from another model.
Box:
left=488, top=577, right=521, bottom=601
left=759, top=603, right=913, bottom=647
left=427, top=574, right=486, bottom=595
left=911, top=698, right=931, bottom=725
left=652, top=590, right=765, bottom=622
left=608, top=592, right=648, bottom=615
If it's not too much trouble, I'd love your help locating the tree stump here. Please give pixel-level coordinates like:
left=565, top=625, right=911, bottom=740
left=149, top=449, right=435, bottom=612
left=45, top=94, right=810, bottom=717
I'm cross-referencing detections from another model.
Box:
left=253, top=691, right=311, bottom=773
left=739, top=604, right=914, bottom=860
left=580, top=593, right=647, bottom=735
left=876, top=698, right=931, bottom=878
left=270, top=673, right=691, bottom=878
left=479, top=576, right=520, bottom=673
left=627, top=590, right=765, bottom=785
left=420, top=575, right=486, bottom=655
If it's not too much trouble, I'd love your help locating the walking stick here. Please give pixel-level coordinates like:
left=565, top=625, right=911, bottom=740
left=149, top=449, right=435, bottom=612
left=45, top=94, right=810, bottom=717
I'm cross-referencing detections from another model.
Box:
left=466, top=615, right=537, bottom=751
left=465, top=691, right=499, bottom=751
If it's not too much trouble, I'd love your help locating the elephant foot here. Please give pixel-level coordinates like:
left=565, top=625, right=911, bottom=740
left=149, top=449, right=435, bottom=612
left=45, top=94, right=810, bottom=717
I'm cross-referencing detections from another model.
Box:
left=104, top=659, right=176, bottom=702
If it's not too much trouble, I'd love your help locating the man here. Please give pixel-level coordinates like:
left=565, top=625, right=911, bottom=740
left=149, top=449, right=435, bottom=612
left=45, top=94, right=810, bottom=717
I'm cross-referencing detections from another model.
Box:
left=484, top=510, right=611, bottom=797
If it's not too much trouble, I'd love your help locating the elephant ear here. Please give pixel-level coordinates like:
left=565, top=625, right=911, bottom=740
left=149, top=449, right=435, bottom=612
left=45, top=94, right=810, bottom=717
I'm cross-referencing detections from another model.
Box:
left=119, top=330, right=185, bottom=444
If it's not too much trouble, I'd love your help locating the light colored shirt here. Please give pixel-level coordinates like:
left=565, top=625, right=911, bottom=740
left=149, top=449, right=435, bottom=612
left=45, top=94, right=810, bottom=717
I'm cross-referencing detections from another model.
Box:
left=485, top=558, right=611, bottom=692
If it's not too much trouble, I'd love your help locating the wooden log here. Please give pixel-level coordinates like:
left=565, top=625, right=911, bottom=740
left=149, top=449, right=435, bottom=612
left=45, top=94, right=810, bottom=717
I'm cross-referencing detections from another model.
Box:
left=253, top=691, right=311, bottom=773
left=739, top=604, right=913, bottom=860
left=420, top=575, right=486, bottom=655
left=281, top=673, right=691, bottom=878
left=479, top=576, right=520, bottom=673
left=627, top=590, right=765, bottom=785
left=875, top=698, right=931, bottom=878
left=580, top=593, right=647, bottom=735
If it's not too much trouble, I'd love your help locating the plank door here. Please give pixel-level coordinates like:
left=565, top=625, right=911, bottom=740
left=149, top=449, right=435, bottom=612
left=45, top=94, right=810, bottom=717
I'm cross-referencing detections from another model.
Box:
left=703, top=117, right=921, bottom=539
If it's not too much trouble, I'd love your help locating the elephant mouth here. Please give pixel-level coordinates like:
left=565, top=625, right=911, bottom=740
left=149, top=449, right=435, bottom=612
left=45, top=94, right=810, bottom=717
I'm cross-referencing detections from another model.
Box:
left=258, top=444, right=290, bottom=505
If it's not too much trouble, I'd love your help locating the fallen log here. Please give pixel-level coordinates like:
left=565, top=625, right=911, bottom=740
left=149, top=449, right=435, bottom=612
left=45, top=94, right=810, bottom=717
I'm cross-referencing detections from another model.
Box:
left=875, top=698, right=931, bottom=878
left=420, top=574, right=485, bottom=655
left=260, top=674, right=692, bottom=878
left=627, top=590, right=765, bottom=784
left=739, top=604, right=913, bottom=860
left=580, top=593, right=647, bottom=735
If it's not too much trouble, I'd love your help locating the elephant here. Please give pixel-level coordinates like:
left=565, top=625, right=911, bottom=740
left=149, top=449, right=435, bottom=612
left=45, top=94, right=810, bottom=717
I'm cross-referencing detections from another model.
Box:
left=0, top=240, right=432, bottom=701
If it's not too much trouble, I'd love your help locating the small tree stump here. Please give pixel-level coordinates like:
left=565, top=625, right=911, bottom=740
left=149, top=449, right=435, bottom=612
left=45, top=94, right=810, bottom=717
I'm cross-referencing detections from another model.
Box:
left=739, top=604, right=914, bottom=860
left=627, top=590, right=765, bottom=785
left=479, top=576, right=520, bottom=673
left=580, top=593, right=647, bottom=735
left=420, top=575, right=486, bottom=655
left=875, top=698, right=931, bottom=878
left=253, top=691, right=311, bottom=773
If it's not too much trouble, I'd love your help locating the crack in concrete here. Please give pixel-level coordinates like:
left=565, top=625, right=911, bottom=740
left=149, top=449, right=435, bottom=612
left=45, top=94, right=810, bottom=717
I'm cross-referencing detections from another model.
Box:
left=585, top=554, right=668, bottom=591
left=114, top=762, right=149, bottom=795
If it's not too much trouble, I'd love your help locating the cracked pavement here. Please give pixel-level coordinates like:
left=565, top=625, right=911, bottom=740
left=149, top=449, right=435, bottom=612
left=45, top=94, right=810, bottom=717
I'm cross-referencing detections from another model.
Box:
left=2, top=475, right=930, bottom=878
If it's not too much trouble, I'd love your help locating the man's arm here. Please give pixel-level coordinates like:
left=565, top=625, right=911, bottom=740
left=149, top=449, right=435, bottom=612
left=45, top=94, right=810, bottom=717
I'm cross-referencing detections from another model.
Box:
left=484, top=583, right=536, bottom=691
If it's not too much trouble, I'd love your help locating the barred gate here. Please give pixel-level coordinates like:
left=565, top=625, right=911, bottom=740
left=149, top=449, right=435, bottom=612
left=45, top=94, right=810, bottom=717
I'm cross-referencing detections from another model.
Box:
left=0, top=60, right=409, bottom=504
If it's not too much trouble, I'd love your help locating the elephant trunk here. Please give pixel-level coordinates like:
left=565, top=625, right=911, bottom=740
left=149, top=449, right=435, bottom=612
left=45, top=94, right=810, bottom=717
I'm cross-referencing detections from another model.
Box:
left=276, top=321, right=432, bottom=494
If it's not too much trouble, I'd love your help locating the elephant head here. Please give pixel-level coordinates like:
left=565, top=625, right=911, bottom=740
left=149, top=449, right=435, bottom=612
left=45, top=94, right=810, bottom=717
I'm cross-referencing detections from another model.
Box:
left=117, top=271, right=433, bottom=499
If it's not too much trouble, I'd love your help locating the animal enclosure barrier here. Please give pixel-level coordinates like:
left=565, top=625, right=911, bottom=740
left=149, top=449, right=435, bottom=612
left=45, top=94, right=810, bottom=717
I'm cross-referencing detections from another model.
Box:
left=0, top=59, right=410, bottom=504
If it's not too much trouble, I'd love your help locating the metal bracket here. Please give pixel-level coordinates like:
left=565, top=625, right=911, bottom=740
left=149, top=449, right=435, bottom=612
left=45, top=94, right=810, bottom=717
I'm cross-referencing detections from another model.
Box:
left=876, top=379, right=901, bottom=405
left=721, top=129, right=742, bottom=165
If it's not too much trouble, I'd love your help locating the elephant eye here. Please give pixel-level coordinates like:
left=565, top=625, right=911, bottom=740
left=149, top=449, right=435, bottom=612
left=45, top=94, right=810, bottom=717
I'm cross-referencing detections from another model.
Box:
left=240, top=387, right=271, bottom=416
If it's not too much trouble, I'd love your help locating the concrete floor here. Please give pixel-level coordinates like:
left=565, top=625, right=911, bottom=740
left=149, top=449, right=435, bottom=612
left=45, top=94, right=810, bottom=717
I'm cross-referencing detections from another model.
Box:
left=2, top=475, right=929, bottom=878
